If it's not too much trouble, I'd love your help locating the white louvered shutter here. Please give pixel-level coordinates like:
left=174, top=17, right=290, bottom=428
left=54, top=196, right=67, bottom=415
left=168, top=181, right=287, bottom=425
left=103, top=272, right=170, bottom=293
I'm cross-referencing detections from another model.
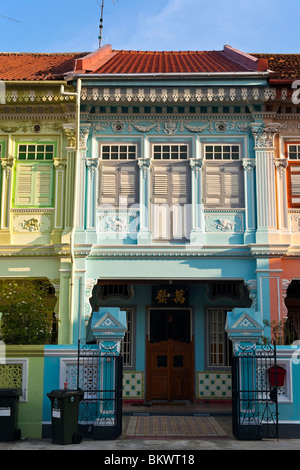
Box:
left=151, top=164, right=169, bottom=239
left=223, top=162, right=243, bottom=207
left=204, top=165, right=222, bottom=206
left=171, top=163, right=191, bottom=239
left=99, top=164, right=118, bottom=206
left=15, top=164, right=34, bottom=205
left=204, top=162, right=243, bottom=208
left=151, top=162, right=190, bottom=240
left=119, top=162, right=138, bottom=206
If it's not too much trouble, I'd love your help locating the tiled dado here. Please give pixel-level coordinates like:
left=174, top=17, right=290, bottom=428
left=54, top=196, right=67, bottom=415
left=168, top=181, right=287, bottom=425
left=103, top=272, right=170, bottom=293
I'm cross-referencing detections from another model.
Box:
left=123, top=371, right=144, bottom=399
left=122, top=370, right=232, bottom=400
left=197, top=371, right=232, bottom=400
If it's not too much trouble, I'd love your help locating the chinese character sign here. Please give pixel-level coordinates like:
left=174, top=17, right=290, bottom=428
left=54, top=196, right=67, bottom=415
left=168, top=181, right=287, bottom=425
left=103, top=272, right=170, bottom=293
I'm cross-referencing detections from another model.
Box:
left=152, top=285, right=189, bottom=306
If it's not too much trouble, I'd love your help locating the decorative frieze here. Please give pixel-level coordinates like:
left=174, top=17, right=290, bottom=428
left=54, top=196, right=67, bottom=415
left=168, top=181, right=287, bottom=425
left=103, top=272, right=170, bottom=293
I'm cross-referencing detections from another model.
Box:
left=80, top=86, right=277, bottom=104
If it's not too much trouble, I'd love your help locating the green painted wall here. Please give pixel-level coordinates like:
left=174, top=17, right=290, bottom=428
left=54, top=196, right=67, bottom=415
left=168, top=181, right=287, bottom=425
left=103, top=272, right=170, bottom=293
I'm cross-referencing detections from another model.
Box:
left=6, top=345, right=45, bottom=439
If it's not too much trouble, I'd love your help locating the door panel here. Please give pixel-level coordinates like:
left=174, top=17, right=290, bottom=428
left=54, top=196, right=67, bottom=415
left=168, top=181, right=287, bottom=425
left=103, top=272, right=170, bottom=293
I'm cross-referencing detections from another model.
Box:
left=146, top=309, right=194, bottom=402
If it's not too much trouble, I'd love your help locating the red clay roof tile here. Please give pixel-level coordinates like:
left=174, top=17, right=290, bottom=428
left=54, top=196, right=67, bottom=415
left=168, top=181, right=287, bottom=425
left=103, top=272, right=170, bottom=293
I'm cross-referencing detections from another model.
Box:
left=0, top=52, right=88, bottom=80
left=92, top=49, right=251, bottom=74
left=252, top=53, right=300, bottom=80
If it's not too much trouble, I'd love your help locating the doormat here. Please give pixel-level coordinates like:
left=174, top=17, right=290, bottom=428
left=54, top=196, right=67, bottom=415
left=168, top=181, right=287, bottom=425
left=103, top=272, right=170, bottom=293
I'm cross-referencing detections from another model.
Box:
left=124, top=415, right=229, bottom=439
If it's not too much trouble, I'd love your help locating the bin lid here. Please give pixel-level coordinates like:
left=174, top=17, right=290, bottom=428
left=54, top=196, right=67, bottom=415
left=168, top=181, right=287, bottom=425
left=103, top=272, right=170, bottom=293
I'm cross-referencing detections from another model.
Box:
left=47, top=389, right=84, bottom=399
left=0, top=388, right=21, bottom=396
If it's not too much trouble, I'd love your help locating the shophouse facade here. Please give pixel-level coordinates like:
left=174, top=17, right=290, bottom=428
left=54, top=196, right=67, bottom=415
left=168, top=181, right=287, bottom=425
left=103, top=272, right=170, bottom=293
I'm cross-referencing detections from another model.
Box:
left=1, top=46, right=300, bottom=438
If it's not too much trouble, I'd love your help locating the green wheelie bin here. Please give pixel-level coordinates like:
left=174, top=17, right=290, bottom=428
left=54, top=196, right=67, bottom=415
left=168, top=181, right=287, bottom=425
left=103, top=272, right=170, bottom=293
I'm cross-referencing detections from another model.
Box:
left=47, top=389, right=84, bottom=445
left=0, top=389, right=21, bottom=442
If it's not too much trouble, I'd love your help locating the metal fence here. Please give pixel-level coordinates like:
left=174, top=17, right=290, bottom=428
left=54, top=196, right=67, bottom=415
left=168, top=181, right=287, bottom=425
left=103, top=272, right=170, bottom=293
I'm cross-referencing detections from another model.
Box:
left=77, top=339, right=123, bottom=440
left=231, top=342, right=279, bottom=440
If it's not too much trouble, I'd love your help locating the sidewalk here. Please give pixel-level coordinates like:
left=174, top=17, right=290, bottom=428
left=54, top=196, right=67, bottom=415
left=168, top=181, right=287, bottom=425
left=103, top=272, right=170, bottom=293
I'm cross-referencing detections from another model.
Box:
left=1, top=416, right=300, bottom=451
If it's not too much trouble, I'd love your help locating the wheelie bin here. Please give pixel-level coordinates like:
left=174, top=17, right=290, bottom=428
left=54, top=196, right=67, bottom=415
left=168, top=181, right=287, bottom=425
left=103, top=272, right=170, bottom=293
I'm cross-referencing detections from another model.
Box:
left=47, top=389, right=84, bottom=445
left=0, top=389, right=21, bottom=442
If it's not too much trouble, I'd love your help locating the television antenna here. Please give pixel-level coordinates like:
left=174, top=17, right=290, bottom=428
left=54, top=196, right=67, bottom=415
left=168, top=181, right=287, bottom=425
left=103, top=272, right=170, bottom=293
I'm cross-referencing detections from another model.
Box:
left=96, top=0, right=119, bottom=49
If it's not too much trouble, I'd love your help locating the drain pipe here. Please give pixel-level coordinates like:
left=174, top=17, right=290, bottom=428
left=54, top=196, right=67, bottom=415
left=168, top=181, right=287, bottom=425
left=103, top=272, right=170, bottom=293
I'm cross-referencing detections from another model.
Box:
left=60, top=79, right=82, bottom=344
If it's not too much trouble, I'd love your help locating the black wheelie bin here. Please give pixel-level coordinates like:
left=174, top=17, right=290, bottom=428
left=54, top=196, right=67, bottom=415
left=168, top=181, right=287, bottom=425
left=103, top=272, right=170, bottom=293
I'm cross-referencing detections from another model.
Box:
left=47, top=389, right=84, bottom=445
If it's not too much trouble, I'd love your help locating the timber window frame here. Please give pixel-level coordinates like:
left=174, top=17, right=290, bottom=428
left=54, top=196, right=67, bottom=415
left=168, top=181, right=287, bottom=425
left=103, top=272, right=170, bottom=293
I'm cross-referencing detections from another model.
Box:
left=206, top=307, right=232, bottom=368
left=287, top=142, right=300, bottom=208
left=203, top=143, right=244, bottom=208
left=98, top=143, right=139, bottom=207
left=13, top=142, right=55, bottom=208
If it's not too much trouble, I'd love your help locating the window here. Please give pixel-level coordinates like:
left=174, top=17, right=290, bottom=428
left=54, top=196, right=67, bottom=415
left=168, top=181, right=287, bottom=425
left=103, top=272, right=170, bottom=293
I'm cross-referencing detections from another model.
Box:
left=288, top=144, right=300, bottom=160
left=205, top=144, right=240, bottom=160
left=100, top=144, right=137, bottom=160
left=287, top=143, right=300, bottom=208
left=99, top=144, right=139, bottom=207
left=203, top=144, right=244, bottom=208
left=14, top=143, right=55, bottom=207
left=121, top=308, right=134, bottom=368
left=207, top=308, right=232, bottom=367
left=153, top=144, right=188, bottom=160
left=151, top=161, right=191, bottom=240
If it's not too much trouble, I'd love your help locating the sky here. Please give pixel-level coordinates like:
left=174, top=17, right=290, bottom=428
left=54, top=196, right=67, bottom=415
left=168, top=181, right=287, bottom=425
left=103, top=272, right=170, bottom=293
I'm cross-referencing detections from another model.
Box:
left=0, top=0, right=298, bottom=55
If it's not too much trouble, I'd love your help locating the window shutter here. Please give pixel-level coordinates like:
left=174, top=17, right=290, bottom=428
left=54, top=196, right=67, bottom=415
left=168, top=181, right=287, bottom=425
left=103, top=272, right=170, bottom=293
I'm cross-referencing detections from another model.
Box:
left=34, top=163, right=53, bottom=206
left=204, top=162, right=243, bottom=208
left=204, top=166, right=222, bottom=206
left=15, top=164, right=34, bottom=205
left=223, top=163, right=243, bottom=207
left=99, top=165, right=118, bottom=206
left=119, top=163, right=138, bottom=205
left=289, top=164, right=300, bottom=206
left=152, top=164, right=169, bottom=204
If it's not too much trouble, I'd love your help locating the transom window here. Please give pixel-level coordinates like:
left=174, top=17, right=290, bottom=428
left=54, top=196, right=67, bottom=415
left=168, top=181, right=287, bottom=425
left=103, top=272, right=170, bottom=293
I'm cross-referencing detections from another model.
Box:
left=153, top=144, right=188, bottom=160
left=17, top=144, right=54, bottom=161
left=100, top=144, right=137, bottom=160
left=288, top=144, right=300, bottom=160
left=205, top=144, right=240, bottom=160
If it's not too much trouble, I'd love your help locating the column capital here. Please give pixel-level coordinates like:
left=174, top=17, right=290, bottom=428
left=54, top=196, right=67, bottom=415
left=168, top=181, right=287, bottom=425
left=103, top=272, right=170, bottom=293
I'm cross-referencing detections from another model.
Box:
left=250, top=123, right=280, bottom=149
left=189, top=158, right=204, bottom=173
left=85, top=157, right=99, bottom=179
left=138, top=158, right=151, bottom=176
left=63, top=124, right=76, bottom=148
left=242, top=159, right=256, bottom=175
left=274, top=158, right=288, bottom=179
left=80, top=125, right=91, bottom=148
left=1, top=156, right=15, bottom=176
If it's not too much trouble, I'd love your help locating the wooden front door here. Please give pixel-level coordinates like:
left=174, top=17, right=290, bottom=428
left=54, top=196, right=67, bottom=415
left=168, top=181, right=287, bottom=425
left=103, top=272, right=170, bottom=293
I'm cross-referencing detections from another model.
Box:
left=146, top=309, right=194, bottom=402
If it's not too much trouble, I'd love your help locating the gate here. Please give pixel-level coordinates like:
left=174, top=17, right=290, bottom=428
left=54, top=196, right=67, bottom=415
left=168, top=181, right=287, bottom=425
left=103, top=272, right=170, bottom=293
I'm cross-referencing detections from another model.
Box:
left=232, top=342, right=279, bottom=440
left=76, top=339, right=123, bottom=440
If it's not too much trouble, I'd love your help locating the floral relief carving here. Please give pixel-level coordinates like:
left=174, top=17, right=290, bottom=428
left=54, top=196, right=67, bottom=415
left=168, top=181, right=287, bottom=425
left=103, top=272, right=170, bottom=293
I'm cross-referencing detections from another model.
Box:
left=213, top=219, right=236, bottom=231
left=20, top=218, right=41, bottom=232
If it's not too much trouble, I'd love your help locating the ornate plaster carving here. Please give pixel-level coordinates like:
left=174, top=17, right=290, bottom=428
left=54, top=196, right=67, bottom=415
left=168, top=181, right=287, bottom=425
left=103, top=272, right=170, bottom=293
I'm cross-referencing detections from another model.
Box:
left=251, top=124, right=279, bottom=149
left=274, top=158, right=288, bottom=179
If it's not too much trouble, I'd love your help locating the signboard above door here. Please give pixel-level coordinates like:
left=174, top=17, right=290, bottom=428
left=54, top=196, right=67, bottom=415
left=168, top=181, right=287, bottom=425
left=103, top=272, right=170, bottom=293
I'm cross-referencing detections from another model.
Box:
left=152, top=285, right=189, bottom=307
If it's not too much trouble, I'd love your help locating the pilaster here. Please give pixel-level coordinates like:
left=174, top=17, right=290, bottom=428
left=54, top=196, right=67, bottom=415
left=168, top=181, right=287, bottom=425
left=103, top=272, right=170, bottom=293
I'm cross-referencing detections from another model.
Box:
left=251, top=123, right=279, bottom=245
left=189, top=157, right=205, bottom=245
left=242, top=159, right=256, bottom=244
left=137, top=138, right=151, bottom=244
left=0, top=155, right=14, bottom=243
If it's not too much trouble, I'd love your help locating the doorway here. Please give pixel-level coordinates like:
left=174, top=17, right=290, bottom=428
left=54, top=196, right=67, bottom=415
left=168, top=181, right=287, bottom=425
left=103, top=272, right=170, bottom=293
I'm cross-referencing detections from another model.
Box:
left=146, top=309, right=194, bottom=402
